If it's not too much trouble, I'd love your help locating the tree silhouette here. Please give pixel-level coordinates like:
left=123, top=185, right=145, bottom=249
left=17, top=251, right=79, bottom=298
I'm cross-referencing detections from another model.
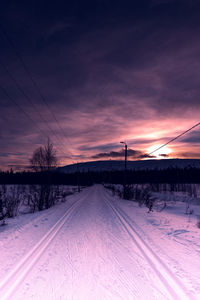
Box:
left=30, top=138, right=57, bottom=172
left=30, top=138, right=57, bottom=210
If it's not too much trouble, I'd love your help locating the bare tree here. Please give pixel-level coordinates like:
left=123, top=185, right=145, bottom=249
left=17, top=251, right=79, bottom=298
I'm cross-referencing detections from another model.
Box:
left=30, top=138, right=57, bottom=172
left=30, top=138, right=58, bottom=210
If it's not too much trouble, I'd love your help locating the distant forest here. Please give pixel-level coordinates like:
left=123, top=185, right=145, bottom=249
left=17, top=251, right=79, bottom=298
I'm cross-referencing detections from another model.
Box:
left=0, top=167, right=200, bottom=185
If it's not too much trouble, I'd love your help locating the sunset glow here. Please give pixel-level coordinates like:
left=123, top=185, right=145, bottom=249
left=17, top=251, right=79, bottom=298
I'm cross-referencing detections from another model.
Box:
left=1, top=2, right=200, bottom=300
left=148, top=145, right=172, bottom=158
left=0, top=1, right=200, bottom=170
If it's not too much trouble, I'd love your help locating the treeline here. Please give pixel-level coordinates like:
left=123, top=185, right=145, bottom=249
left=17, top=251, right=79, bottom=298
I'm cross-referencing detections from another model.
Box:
left=1, top=166, right=200, bottom=185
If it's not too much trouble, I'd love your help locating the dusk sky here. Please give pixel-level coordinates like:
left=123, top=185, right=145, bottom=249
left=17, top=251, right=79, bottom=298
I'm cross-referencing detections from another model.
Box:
left=0, top=0, right=200, bottom=170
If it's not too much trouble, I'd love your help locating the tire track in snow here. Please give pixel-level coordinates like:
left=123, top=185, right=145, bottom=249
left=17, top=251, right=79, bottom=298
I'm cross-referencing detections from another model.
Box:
left=0, top=193, right=86, bottom=300
left=103, top=192, right=196, bottom=300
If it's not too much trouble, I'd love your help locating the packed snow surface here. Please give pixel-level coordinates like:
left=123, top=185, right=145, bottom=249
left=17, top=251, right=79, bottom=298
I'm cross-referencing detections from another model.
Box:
left=0, top=185, right=200, bottom=299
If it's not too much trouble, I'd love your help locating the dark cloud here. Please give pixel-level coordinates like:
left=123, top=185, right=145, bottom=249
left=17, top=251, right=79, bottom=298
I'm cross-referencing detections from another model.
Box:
left=174, top=151, right=200, bottom=159
left=181, top=130, right=200, bottom=143
left=159, top=153, right=169, bottom=157
left=78, top=143, right=118, bottom=152
left=0, top=1, right=200, bottom=169
left=92, top=148, right=154, bottom=159
left=92, top=150, right=124, bottom=159
left=140, top=153, right=156, bottom=159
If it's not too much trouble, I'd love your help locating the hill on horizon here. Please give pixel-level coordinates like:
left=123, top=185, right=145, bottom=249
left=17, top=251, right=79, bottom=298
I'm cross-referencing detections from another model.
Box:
left=57, top=159, right=200, bottom=174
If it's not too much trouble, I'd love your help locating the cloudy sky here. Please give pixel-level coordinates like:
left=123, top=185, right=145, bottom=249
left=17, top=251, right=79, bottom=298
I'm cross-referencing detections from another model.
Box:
left=0, top=0, right=200, bottom=170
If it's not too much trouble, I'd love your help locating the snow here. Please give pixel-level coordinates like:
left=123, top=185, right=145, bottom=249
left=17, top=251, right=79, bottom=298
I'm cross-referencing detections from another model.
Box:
left=0, top=185, right=200, bottom=299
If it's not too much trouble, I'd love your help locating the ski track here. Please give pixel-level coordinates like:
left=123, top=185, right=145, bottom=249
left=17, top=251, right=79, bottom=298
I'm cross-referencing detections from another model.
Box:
left=0, top=191, right=87, bottom=300
left=0, top=192, right=79, bottom=249
left=0, top=185, right=198, bottom=299
left=103, top=189, right=196, bottom=300
left=60, top=186, right=172, bottom=300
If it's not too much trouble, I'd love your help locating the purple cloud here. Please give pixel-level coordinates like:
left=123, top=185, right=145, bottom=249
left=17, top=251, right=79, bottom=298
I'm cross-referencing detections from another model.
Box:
left=92, top=149, right=155, bottom=159
left=0, top=1, right=200, bottom=169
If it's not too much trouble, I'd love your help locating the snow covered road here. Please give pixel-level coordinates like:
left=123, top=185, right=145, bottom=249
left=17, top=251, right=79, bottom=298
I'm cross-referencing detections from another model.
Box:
left=0, top=185, right=199, bottom=299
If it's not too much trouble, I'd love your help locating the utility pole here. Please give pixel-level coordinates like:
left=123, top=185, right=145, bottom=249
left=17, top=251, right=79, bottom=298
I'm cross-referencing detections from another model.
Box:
left=125, top=143, right=127, bottom=170
left=76, top=163, right=80, bottom=192
left=120, top=141, right=128, bottom=170
left=120, top=141, right=128, bottom=198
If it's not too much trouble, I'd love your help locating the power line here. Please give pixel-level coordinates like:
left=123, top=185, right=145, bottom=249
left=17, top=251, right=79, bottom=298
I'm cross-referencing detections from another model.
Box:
left=0, top=84, right=70, bottom=159
left=0, top=84, right=46, bottom=137
left=0, top=58, right=73, bottom=158
left=148, top=121, right=200, bottom=155
left=0, top=24, right=74, bottom=155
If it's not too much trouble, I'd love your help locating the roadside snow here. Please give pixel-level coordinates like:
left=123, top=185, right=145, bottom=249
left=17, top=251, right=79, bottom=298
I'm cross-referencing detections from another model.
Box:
left=0, top=185, right=199, bottom=299
left=112, top=190, right=200, bottom=298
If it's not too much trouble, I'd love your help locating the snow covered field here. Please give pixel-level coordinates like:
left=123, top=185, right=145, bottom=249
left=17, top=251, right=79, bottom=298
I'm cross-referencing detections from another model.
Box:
left=0, top=185, right=199, bottom=299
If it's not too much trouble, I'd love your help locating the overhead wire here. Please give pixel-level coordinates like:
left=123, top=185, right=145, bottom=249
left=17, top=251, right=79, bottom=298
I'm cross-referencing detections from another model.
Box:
left=0, top=83, right=69, bottom=160
left=0, top=23, right=75, bottom=165
left=0, top=84, right=46, bottom=138
left=0, top=24, right=74, bottom=156
left=148, top=121, right=200, bottom=156
left=0, top=58, right=72, bottom=159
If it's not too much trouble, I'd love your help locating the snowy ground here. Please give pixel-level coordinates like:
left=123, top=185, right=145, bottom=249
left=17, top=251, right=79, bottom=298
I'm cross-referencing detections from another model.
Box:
left=0, top=185, right=199, bottom=299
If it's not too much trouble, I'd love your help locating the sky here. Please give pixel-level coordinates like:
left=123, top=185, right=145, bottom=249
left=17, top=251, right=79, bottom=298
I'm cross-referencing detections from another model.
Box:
left=0, top=0, right=200, bottom=170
